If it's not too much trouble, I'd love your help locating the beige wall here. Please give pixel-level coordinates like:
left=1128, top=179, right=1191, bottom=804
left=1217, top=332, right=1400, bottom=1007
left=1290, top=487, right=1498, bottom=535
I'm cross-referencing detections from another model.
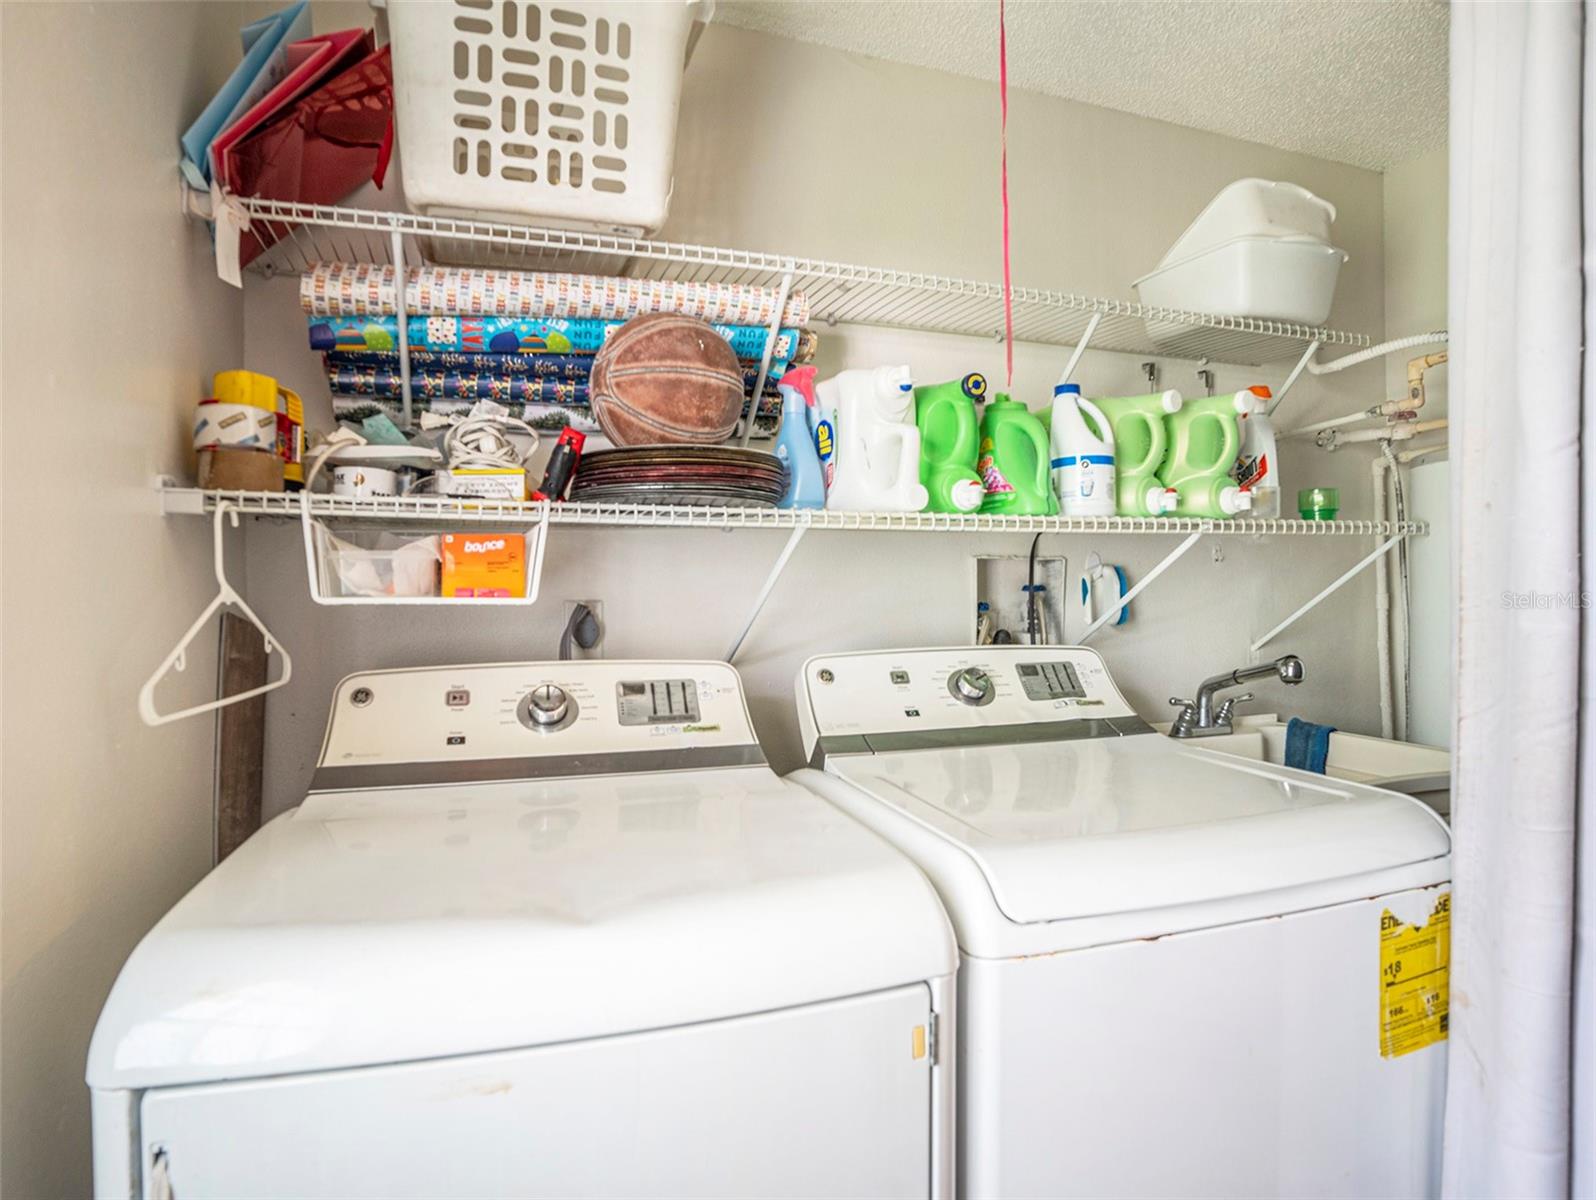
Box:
left=0, top=5, right=245, bottom=1195
left=245, top=21, right=1396, bottom=816
left=1384, top=147, right=1450, bottom=412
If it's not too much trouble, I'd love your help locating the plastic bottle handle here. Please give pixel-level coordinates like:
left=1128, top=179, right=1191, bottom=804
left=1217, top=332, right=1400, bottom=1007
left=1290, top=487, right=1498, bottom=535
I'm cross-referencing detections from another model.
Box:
left=1075, top=397, right=1115, bottom=453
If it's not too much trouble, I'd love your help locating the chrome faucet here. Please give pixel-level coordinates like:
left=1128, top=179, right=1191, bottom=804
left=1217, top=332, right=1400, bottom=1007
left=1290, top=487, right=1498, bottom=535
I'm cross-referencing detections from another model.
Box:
left=1168, top=655, right=1304, bottom=739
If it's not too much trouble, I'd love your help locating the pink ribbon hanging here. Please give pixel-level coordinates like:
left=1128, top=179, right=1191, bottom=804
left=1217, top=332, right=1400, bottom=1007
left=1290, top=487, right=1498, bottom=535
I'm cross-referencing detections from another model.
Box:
left=999, top=0, right=1014, bottom=388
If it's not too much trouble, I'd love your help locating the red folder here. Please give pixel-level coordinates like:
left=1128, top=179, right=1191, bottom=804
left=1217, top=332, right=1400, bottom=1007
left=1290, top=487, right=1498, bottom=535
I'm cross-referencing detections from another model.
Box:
left=209, top=29, right=369, bottom=191
left=220, top=39, right=393, bottom=266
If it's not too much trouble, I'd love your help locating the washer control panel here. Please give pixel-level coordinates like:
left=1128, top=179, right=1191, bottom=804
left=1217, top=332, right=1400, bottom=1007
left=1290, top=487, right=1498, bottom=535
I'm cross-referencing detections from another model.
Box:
left=318, top=661, right=756, bottom=768
left=800, top=646, right=1138, bottom=739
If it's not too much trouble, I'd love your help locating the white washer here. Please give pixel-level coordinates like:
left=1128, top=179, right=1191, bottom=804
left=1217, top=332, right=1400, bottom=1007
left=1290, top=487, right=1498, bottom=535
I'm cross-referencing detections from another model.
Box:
left=89, top=661, right=955, bottom=1200
left=789, top=646, right=1452, bottom=1200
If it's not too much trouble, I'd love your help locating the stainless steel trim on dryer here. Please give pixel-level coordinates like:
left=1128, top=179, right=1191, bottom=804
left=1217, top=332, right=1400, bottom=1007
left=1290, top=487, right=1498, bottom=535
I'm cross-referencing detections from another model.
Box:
left=311, top=744, right=768, bottom=792
left=808, top=716, right=1155, bottom=768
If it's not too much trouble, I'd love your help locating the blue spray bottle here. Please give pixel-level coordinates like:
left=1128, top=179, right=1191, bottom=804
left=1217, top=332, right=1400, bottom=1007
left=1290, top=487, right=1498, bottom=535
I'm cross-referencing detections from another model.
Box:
left=775, top=366, right=826, bottom=509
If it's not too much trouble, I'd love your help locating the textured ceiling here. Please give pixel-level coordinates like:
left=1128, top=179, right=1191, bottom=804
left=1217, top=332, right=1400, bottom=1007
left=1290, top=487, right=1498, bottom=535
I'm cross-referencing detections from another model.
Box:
left=715, top=1, right=1448, bottom=170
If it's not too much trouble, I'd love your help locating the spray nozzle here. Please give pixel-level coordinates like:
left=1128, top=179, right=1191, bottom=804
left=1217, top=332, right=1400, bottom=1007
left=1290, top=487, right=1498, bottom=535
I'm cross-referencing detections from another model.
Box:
left=778, top=364, right=818, bottom=407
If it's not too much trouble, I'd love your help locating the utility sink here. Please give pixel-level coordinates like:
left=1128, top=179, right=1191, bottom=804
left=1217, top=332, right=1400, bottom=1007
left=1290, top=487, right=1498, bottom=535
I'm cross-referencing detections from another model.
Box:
left=1153, top=714, right=1452, bottom=817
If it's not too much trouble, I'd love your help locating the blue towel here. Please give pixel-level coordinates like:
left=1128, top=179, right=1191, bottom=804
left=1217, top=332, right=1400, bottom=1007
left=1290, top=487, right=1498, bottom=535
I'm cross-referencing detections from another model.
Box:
left=1285, top=718, right=1335, bottom=774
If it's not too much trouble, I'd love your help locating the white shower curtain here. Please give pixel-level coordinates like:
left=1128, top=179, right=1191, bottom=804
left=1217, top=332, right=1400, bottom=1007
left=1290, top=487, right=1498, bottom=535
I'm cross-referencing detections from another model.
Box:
left=1446, top=3, right=1591, bottom=1197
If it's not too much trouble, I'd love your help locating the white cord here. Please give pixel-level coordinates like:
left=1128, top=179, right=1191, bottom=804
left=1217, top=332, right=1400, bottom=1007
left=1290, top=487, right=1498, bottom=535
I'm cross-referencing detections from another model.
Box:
left=444, top=413, right=539, bottom=471
left=1305, top=331, right=1448, bottom=375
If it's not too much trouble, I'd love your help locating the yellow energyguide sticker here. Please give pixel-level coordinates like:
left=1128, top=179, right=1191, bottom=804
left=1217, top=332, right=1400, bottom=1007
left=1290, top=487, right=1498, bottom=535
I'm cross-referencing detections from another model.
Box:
left=1379, top=891, right=1451, bottom=1058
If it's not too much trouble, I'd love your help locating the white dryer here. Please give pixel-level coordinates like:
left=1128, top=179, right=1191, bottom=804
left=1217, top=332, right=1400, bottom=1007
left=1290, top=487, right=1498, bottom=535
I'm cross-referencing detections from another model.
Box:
left=789, top=646, right=1452, bottom=1200
left=89, top=661, right=955, bottom=1200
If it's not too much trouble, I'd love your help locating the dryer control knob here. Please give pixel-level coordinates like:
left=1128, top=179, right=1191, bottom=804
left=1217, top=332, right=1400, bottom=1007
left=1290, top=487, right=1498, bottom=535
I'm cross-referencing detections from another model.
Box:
left=950, top=667, right=994, bottom=706
left=525, top=684, right=570, bottom=727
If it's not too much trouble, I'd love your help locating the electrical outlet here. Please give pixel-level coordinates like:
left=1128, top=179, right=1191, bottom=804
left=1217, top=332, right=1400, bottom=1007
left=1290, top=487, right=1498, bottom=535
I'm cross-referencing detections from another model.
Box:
left=562, top=599, right=604, bottom=658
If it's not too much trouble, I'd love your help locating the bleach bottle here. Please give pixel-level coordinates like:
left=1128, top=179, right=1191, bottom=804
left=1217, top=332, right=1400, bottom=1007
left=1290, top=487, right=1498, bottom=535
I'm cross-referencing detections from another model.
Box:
left=977, top=394, right=1057, bottom=516
left=819, top=365, right=930, bottom=512
left=774, top=366, right=825, bottom=509
left=1096, top=391, right=1183, bottom=517
left=915, top=373, right=987, bottom=513
left=1231, top=385, right=1279, bottom=518
left=1049, top=384, right=1116, bottom=517
left=1161, top=389, right=1256, bottom=518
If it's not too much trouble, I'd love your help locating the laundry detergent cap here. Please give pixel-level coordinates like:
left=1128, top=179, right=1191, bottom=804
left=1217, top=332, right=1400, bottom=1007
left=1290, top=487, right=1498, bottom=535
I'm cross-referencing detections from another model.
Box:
left=1054, top=383, right=1082, bottom=397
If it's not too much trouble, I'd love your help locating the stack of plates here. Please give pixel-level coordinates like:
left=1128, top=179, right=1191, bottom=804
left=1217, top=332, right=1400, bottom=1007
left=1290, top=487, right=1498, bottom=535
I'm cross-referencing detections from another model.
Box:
left=570, top=446, right=786, bottom=507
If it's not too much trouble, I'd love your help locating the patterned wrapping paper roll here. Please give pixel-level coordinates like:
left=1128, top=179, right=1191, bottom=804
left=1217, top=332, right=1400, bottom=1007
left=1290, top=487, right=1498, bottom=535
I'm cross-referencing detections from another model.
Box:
left=328, top=368, right=591, bottom=404
left=323, top=353, right=783, bottom=397
left=308, top=314, right=801, bottom=365
left=301, top=263, right=812, bottom=327
left=325, top=349, right=594, bottom=378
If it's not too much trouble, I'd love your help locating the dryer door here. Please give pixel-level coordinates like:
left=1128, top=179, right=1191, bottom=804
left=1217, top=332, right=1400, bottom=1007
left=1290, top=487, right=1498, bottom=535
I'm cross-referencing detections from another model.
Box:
left=137, top=985, right=934, bottom=1199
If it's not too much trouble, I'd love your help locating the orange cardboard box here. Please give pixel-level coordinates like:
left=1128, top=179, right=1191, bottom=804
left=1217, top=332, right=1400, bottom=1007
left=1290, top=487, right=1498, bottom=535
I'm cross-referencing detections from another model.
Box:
left=440, top=533, right=526, bottom=598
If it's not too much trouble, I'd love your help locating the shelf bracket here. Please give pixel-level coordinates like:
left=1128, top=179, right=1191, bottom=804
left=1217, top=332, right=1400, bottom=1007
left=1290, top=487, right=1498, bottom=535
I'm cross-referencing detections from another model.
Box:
left=390, top=228, right=414, bottom=430
left=1268, top=339, right=1320, bottom=415
left=1080, top=530, right=1203, bottom=642
left=1250, top=532, right=1406, bottom=654
left=738, top=271, right=795, bottom=448
left=725, top=524, right=809, bottom=662
left=1056, top=311, right=1103, bottom=388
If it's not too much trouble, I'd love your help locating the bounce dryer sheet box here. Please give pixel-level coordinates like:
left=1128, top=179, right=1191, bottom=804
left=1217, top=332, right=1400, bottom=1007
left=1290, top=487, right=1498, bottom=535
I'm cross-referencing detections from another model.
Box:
left=441, top=533, right=526, bottom=598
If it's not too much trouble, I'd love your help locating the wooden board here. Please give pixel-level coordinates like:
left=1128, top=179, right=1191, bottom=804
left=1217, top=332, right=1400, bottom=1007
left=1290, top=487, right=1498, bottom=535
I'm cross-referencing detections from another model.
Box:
left=215, top=612, right=268, bottom=861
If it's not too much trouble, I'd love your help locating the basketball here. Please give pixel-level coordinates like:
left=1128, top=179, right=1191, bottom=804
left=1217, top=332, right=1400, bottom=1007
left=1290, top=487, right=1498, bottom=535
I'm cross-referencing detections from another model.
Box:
left=590, top=314, right=746, bottom=446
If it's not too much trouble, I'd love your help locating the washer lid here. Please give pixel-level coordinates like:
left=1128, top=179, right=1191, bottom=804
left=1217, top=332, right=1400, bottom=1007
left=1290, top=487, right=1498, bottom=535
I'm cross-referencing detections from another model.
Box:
left=87, top=768, right=954, bottom=1090
left=827, top=735, right=1449, bottom=931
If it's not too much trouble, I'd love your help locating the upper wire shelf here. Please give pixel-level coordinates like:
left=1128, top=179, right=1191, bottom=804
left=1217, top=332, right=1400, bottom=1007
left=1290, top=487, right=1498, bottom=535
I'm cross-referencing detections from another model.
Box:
left=160, top=489, right=1426, bottom=538
left=201, top=192, right=1372, bottom=367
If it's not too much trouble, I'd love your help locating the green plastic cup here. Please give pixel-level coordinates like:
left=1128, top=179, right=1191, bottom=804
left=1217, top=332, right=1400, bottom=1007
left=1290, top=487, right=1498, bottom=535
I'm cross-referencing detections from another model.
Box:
left=1299, top=487, right=1340, bottom=520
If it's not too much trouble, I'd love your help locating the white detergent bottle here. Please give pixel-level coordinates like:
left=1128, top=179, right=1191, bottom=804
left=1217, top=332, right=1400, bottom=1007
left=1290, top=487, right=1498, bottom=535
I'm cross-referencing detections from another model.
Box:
left=1050, top=384, right=1117, bottom=517
left=819, top=365, right=930, bottom=512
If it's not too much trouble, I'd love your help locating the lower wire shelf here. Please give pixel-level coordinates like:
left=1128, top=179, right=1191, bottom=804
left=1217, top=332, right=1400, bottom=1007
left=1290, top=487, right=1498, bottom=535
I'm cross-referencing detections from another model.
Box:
left=160, top=488, right=1427, bottom=537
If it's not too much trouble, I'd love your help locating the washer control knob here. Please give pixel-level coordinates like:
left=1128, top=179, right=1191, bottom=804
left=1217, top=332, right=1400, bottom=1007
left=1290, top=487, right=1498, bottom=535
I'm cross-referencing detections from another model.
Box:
left=525, top=684, right=570, bottom=727
left=950, top=667, right=994, bottom=705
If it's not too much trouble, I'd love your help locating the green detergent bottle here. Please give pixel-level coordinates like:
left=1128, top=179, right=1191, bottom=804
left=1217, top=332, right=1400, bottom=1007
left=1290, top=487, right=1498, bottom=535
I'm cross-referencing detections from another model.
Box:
left=1160, top=390, right=1255, bottom=518
left=915, top=373, right=987, bottom=513
left=977, top=394, right=1058, bottom=516
left=1096, top=391, right=1183, bottom=516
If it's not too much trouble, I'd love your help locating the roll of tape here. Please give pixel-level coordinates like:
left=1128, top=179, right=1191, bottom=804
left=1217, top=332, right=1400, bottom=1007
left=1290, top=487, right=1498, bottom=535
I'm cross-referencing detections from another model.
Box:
left=194, top=402, right=277, bottom=451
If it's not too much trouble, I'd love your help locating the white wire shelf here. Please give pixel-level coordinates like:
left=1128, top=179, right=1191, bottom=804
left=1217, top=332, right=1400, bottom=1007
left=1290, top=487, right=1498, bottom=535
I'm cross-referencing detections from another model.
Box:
left=201, top=192, right=1372, bottom=367
left=160, top=489, right=1426, bottom=537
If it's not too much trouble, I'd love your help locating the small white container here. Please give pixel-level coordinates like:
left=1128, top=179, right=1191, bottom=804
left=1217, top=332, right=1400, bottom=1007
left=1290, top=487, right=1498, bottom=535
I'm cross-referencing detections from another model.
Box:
left=383, top=0, right=713, bottom=234
left=1134, top=178, right=1348, bottom=327
left=1135, top=237, right=1348, bottom=326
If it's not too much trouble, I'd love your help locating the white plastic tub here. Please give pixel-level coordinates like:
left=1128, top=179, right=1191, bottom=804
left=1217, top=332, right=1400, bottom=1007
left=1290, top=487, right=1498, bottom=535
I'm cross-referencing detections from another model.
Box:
left=383, top=0, right=713, bottom=234
left=1134, top=178, right=1348, bottom=326
left=1136, top=236, right=1349, bottom=326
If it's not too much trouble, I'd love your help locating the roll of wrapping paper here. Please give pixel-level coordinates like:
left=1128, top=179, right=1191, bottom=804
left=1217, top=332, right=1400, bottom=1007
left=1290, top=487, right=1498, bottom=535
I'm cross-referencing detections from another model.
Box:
left=326, top=349, right=594, bottom=378
left=328, top=367, right=591, bottom=404
left=324, top=357, right=783, bottom=401
left=307, top=314, right=800, bottom=365
left=301, top=263, right=813, bottom=328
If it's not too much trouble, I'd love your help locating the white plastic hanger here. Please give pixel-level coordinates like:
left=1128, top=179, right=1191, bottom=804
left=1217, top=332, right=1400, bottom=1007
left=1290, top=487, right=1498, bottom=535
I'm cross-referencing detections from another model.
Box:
left=138, top=501, right=292, bottom=727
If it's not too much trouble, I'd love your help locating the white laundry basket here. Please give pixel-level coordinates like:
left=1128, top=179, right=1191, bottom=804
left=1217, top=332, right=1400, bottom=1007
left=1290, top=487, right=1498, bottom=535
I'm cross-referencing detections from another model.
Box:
left=382, top=0, right=713, bottom=234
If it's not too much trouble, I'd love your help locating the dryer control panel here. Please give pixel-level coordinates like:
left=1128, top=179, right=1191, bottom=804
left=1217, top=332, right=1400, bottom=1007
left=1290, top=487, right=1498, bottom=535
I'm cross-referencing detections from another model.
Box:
left=797, top=646, right=1143, bottom=749
left=317, top=661, right=758, bottom=771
